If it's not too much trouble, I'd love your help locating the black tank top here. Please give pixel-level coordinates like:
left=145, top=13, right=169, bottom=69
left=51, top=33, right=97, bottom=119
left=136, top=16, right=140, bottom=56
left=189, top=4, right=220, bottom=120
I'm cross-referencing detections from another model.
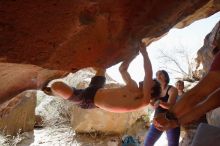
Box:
left=154, top=85, right=172, bottom=117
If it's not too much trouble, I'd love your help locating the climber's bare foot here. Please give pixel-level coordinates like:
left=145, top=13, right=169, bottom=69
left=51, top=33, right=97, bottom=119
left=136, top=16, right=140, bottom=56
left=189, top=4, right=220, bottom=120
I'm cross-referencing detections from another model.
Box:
left=42, top=87, right=53, bottom=96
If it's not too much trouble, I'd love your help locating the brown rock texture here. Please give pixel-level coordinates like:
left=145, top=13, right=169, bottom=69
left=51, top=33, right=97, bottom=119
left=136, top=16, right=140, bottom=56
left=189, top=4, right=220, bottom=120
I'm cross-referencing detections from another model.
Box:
left=0, top=91, right=36, bottom=135
left=0, top=0, right=219, bottom=70
left=0, top=63, right=68, bottom=104
left=0, top=0, right=219, bottom=105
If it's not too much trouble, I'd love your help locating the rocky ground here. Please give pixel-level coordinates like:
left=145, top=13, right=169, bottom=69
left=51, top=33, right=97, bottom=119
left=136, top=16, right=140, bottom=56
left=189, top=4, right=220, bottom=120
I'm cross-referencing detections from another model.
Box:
left=0, top=119, right=171, bottom=146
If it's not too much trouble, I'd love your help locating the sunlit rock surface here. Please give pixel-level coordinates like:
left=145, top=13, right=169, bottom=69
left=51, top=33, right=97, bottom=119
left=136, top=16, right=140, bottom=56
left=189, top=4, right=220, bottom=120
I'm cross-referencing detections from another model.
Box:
left=196, top=21, right=220, bottom=72
left=196, top=21, right=220, bottom=127
left=0, top=91, right=36, bottom=135
left=71, top=107, right=145, bottom=134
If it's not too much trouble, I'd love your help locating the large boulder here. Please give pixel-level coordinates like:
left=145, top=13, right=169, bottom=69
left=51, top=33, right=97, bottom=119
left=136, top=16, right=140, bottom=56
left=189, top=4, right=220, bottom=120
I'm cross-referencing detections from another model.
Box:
left=196, top=21, right=220, bottom=127
left=196, top=21, right=220, bottom=72
left=0, top=91, right=36, bottom=135
left=71, top=107, right=145, bottom=134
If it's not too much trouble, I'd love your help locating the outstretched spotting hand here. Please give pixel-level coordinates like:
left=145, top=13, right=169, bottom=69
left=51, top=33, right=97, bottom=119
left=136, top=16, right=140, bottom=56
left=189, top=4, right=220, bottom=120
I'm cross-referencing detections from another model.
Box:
left=153, top=113, right=179, bottom=131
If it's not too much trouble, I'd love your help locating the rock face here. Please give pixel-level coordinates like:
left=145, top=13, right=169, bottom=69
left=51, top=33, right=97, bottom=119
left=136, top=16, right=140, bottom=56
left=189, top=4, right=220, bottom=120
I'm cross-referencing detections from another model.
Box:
left=0, top=63, right=68, bottom=105
left=0, top=0, right=220, bottom=106
left=0, top=0, right=219, bottom=70
left=36, top=92, right=74, bottom=125
left=71, top=107, right=145, bottom=134
left=0, top=91, right=36, bottom=135
left=196, top=21, right=220, bottom=73
left=196, top=21, right=220, bottom=127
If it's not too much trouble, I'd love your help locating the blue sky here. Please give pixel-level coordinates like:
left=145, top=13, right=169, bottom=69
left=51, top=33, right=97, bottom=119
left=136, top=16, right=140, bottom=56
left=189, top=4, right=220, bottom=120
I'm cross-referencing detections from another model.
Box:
left=107, top=12, right=220, bottom=85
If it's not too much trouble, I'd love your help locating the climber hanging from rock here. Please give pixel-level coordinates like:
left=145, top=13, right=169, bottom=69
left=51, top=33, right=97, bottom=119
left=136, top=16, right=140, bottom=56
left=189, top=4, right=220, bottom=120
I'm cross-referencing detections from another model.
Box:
left=43, top=42, right=161, bottom=113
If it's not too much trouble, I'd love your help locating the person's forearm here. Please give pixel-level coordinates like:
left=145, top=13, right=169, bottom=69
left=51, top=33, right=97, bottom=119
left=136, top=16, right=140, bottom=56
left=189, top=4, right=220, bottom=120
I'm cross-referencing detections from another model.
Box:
left=119, top=55, right=135, bottom=74
left=171, top=72, right=220, bottom=118
left=142, top=52, right=153, bottom=78
left=159, top=101, right=171, bottom=109
left=179, top=88, right=220, bottom=125
left=171, top=89, right=198, bottom=118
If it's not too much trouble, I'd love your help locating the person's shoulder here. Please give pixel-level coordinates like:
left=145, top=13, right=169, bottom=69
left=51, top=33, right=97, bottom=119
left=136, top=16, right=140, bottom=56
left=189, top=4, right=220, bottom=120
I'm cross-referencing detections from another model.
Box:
left=168, top=85, right=176, bottom=89
left=125, top=81, right=140, bottom=91
left=168, top=85, right=177, bottom=93
left=168, top=85, right=175, bottom=90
